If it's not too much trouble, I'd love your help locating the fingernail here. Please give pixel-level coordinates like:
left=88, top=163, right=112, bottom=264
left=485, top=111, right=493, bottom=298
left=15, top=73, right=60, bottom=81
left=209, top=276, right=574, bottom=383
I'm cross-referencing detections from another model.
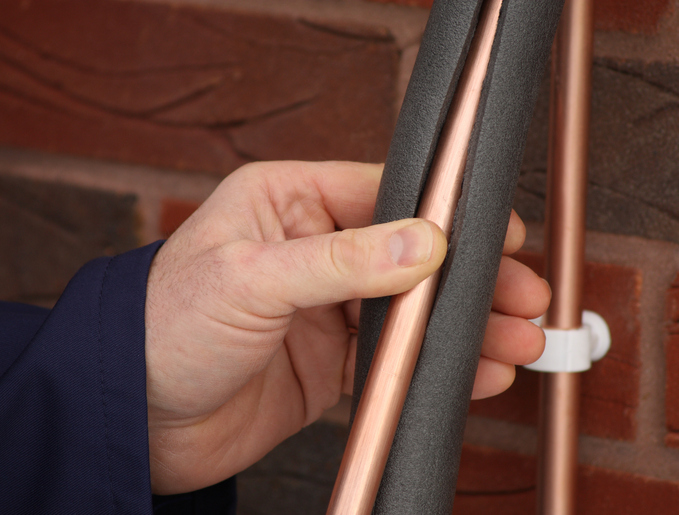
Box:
left=389, top=221, right=433, bottom=267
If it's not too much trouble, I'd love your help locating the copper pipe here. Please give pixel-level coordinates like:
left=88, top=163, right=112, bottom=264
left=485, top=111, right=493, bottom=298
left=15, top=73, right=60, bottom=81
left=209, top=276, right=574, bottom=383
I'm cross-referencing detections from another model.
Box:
left=537, top=374, right=582, bottom=515
left=326, top=1, right=503, bottom=513
left=537, top=0, right=594, bottom=513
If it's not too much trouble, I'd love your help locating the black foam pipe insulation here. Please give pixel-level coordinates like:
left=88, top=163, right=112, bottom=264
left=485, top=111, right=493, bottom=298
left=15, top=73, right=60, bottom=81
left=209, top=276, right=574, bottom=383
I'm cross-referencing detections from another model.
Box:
left=350, top=0, right=565, bottom=513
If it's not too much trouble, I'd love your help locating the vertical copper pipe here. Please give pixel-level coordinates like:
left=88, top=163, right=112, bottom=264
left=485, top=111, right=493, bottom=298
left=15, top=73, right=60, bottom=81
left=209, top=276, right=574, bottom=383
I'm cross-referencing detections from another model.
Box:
left=326, top=1, right=503, bottom=513
left=537, top=0, right=593, bottom=513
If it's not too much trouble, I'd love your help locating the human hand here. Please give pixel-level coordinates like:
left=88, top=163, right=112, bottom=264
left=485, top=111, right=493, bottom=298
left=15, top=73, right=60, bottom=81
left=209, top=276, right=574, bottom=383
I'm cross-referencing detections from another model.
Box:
left=144, top=161, right=550, bottom=494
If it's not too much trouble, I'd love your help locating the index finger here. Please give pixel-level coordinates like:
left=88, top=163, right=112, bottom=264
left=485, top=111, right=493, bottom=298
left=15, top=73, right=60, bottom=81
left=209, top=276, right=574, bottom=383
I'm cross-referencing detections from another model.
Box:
left=307, top=161, right=383, bottom=230
left=258, top=161, right=384, bottom=239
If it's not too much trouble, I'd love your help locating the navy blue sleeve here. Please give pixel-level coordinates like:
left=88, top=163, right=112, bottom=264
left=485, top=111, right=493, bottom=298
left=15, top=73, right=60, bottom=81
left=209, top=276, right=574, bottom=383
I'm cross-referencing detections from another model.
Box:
left=0, top=242, right=162, bottom=513
left=0, top=302, right=50, bottom=379
left=0, top=242, right=237, bottom=514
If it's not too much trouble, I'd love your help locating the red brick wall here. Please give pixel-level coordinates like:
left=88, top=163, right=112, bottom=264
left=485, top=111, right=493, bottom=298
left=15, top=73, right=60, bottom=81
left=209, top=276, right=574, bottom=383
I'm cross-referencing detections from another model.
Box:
left=665, top=277, right=679, bottom=447
left=0, top=0, right=398, bottom=175
left=454, top=445, right=679, bottom=515
left=3, top=0, right=679, bottom=512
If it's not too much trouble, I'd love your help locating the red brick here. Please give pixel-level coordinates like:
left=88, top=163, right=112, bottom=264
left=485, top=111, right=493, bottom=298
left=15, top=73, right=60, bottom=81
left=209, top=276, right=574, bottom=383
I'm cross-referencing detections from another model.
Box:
left=453, top=445, right=536, bottom=515
left=454, top=488, right=535, bottom=515
left=667, top=288, right=679, bottom=324
left=160, top=198, right=201, bottom=238
left=454, top=445, right=679, bottom=515
left=0, top=174, right=138, bottom=303
left=593, top=0, right=672, bottom=34
left=666, top=280, right=679, bottom=445
left=667, top=287, right=679, bottom=334
left=666, top=432, right=679, bottom=448
left=469, top=251, right=641, bottom=441
left=368, top=0, right=433, bottom=8
left=457, top=445, right=536, bottom=493
left=665, top=334, right=679, bottom=436
left=0, top=0, right=398, bottom=174
left=579, top=465, right=679, bottom=515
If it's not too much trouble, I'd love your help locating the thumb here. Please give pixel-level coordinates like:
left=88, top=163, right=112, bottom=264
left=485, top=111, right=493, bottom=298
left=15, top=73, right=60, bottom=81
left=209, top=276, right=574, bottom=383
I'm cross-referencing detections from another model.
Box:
left=225, top=219, right=448, bottom=312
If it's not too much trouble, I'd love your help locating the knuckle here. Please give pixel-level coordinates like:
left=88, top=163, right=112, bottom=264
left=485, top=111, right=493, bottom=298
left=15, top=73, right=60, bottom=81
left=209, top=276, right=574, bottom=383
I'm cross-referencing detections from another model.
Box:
left=328, top=229, right=370, bottom=279
left=215, top=240, right=262, bottom=290
left=215, top=241, right=289, bottom=314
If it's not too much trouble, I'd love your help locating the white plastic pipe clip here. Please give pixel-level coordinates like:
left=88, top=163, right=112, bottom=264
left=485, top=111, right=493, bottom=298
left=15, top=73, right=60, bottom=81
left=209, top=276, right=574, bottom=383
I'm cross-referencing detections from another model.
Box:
left=523, top=310, right=611, bottom=373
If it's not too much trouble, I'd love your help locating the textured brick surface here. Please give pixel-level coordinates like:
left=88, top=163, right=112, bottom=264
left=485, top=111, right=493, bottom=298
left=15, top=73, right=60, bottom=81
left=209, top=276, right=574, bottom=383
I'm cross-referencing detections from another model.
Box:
left=453, top=445, right=536, bottom=514
left=159, top=198, right=200, bottom=238
left=470, top=252, right=641, bottom=440
left=367, top=0, right=673, bottom=33
left=594, top=0, right=672, bottom=33
left=368, top=0, right=433, bottom=8
left=578, top=464, right=679, bottom=515
left=667, top=287, right=679, bottom=329
left=667, top=335, right=679, bottom=440
left=666, top=277, right=679, bottom=444
left=0, top=0, right=398, bottom=175
left=0, top=174, right=138, bottom=303
left=238, top=422, right=346, bottom=515
left=516, top=58, right=679, bottom=245
left=453, top=445, right=679, bottom=515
